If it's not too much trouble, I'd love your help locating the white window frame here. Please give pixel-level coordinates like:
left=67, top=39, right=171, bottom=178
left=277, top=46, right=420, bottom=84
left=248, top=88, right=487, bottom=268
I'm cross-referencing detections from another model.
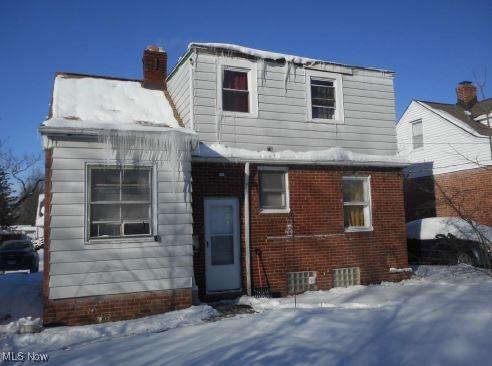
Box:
left=411, top=119, right=424, bottom=150
left=85, top=164, right=156, bottom=243
left=342, top=176, right=373, bottom=232
left=306, top=69, right=344, bottom=124
left=258, top=166, right=290, bottom=214
left=216, top=57, right=258, bottom=118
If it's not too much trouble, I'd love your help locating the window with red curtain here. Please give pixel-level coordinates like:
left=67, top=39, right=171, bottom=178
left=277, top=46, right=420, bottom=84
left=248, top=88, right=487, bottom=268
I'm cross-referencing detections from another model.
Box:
left=222, top=70, right=249, bottom=113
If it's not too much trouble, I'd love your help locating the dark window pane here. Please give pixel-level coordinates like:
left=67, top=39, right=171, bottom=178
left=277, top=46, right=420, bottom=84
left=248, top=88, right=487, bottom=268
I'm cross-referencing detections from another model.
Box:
left=90, top=223, right=121, bottom=237
left=259, top=171, right=284, bottom=190
left=223, top=70, right=248, bottom=90
left=124, top=222, right=150, bottom=235
left=311, top=85, right=334, bottom=100
left=122, top=169, right=150, bottom=185
left=91, top=169, right=120, bottom=185
left=211, top=235, right=234, bottom=265
left=312, top=106, right=335, bottom=119
left=312, top=98, right=335, bottom=108
left=122, top=203, right=150, bottom=220
left=92, top=186, right=120, bottom=201
left=223, top=90, right=249, bottom=112
left=122, top=186, right=150, bottom=201
left=91, top=204, right=120, bottom=221
left=311, top=79, right=333, bottom=87
left=342, top=180, right=365, bottom=202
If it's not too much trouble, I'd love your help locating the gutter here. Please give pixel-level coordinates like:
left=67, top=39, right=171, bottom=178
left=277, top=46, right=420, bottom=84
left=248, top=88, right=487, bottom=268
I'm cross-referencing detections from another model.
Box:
left=192, top=156, right=409, bottom=168
left=244, top=162, right=251, bottom=296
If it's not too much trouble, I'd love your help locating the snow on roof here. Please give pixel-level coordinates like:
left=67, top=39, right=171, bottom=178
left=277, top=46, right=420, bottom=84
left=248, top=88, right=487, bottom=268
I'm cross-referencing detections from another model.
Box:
left=406, top=217, right=492, bottom=243
left=194, top=143, right=408, bottom=166
left=188, top=42, right=393, bottom=73
left=41, top=74, right=193, bottom=134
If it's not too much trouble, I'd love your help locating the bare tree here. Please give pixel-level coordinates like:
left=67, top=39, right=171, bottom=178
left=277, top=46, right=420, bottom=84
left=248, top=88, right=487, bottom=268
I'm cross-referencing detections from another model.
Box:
left=0, top=140, right=44, bottom=212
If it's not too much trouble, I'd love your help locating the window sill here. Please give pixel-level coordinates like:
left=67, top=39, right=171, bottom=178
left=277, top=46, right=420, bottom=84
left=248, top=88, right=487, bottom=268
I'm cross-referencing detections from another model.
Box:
left=220, top=109, right=258, bottom=119
left=260, top=208, right=291, bottom=214
left=344, top=226, right=374, bottom=233
left=85, top=235, right=156, bottom=245
left=307, top=118, right=344, bottom=124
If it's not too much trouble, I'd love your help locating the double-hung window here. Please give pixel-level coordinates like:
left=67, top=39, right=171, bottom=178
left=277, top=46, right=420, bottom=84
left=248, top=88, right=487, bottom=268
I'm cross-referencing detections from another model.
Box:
left=217, top=58, right=258, bottom=117
left=306, top=70, right=344, bottom=123
left=88, top=167, right=152, bottom=239
left=258, top=168, right=289, bottom=213
left=222, top=69, right=249, bottom=113
left=412, top=120, right=423, bottom=149
left=342, top=177, right=372, bottom=231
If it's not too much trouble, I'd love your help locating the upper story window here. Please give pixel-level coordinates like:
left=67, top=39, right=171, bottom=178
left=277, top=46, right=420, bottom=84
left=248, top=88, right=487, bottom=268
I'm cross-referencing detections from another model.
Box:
left=222, top=70, right=249, bottom=113
left=88, top=167, right=152, bottom=239
left=412, top=120, right=423, bottom=149
left=342, top=176, right=372, bottom=231
left=217, top=58, right=258, bottom=118
left=306, top=70, right=344, bottom=123
left=258, top=167, right=290, bottom=213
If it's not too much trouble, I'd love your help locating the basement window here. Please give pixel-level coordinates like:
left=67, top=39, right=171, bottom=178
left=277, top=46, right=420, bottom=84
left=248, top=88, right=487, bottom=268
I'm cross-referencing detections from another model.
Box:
left=342, top=176, right=372, bottom=231
left=412, top=120, right=423, bottom=149
left=88, top=167, right=152, bottom=239
left=333, top=267, right=360, bottom=287
left=258, top=167, right=290, bottom=213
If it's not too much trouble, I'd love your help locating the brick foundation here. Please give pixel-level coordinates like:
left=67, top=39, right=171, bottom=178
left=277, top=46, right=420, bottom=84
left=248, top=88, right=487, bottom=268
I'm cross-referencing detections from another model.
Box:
left=404, top=168, right=492, bottom=226
left=192, top=162, right=409, bottom=299
left=43, top=289, right=192, bottom=326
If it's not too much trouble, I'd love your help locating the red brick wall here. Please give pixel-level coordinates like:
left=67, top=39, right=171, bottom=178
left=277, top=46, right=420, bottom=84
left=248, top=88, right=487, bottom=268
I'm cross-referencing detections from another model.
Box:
left=43, top=289, right=192, bottom=326
left=404, top=168, right=492, bottom=226
left=192, top=162, right=409, bottom=299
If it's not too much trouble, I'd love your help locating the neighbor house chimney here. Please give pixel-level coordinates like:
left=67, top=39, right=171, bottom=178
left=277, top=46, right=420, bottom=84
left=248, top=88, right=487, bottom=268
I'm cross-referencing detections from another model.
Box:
left=142, top=45, right=167, bottom=89
left=456, top=81, right=477, bottom=110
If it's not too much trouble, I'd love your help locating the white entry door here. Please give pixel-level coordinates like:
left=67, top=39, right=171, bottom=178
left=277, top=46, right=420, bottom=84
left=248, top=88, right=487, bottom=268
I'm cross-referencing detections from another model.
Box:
left=204, top=198, right=241, bottom=293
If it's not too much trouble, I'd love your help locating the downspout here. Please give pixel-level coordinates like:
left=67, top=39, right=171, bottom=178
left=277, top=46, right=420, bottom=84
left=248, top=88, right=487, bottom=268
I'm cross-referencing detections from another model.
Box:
left=244, top=162, right=251, bottom=296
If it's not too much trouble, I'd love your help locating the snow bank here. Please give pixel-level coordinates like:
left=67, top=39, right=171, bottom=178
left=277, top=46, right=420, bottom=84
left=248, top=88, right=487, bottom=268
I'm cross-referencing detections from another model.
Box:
left=194, top=143, right=407, bottom=166
left=1, top=305, right=217, bottom=353
left=406, top=217, right=492, bottom=242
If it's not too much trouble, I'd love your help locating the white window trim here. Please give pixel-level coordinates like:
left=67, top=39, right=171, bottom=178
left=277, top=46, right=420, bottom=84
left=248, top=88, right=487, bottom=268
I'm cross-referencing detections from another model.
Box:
left=258, top=166, right=290, bottom=214
left=84, top=164, right=157, bottom=244
left=342, top=176, right=373, bottom=232
left=410, top=119, right=424, bottom=151
left=216, top=57, right=258, bottom=118
left=306, top=69, right=344, bottom=124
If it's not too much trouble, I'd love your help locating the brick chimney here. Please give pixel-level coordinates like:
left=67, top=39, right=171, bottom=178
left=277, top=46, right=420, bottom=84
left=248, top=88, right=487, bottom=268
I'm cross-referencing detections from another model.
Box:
left=142, top=45, right=167, bottom=89
left=456, top=81, right=477, bottom=110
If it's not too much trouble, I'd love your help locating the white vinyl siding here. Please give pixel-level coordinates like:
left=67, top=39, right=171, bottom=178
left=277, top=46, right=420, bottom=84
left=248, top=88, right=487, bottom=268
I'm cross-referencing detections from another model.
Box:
left=47, top=138, right=193, bottom=300
left=190, top=51, right=397, bottom=155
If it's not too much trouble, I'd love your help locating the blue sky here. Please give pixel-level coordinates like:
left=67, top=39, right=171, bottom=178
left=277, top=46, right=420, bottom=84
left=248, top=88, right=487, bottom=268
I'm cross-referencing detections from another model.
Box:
left=1, top=0, right=491, bottom=160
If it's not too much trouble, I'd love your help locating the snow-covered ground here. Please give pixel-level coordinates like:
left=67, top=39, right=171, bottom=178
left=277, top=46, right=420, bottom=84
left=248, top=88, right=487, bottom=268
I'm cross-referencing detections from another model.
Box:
left=1, top=264, right=491, bottom=365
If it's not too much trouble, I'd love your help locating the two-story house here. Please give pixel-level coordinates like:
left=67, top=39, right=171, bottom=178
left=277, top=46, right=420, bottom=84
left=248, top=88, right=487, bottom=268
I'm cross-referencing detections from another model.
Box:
left=397, top=82, right=492, bottom=226
left=40, top=43, right=409, bottom=326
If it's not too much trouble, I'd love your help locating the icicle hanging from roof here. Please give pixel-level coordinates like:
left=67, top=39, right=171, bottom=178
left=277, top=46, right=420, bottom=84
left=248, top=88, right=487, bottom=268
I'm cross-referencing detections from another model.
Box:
left=99, top=129, right=198, bottom=191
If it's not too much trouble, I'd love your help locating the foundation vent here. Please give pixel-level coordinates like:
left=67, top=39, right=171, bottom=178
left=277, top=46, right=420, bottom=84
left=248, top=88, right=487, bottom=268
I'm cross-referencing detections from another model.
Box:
left=286, top=271, right=317, bottom=294
left=333, top=267, right=360, bottom=287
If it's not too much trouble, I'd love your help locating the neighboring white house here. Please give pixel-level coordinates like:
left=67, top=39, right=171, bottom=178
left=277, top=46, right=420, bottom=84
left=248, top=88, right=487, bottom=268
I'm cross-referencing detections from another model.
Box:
left=396, top=81, right=492, bottom=224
